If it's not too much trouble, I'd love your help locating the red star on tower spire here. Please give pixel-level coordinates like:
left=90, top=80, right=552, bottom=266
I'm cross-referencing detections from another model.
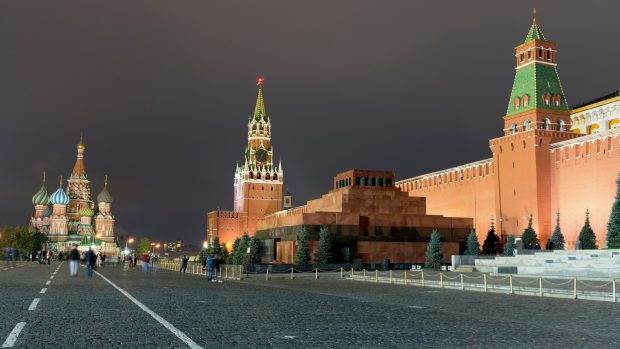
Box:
left=257, top=77, right=264, bottom=86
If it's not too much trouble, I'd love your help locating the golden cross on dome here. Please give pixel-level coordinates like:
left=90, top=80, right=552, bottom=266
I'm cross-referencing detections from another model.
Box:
left=532, top=8, right=537, bottom=23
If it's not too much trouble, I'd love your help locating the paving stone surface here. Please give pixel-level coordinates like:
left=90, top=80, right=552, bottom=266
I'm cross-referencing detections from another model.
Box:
left=1, top=261, right=619, bottom=348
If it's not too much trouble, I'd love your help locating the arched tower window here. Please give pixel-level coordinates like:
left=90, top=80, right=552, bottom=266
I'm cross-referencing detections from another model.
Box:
left=554, top=94, right=562, bottom=107
left=513, top=97, right=521, bottom=110
left=523, top=120, right=531, bottom=131
left=249, top=172, right=254, bottom=179
left=558, top=120, right=565, bottom=132
left=544, top=118, right=551, bottom=130
left=543, top=92, right=551, bottom=106
left=522, top=94, right=529, bottom=107
left=510, top=124, right=517, bottom=134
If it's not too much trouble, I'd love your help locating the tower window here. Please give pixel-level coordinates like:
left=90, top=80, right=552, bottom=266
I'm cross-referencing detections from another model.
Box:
left=544, top=118, right=551, bottom=130
left=523, top=120, right=531, bottom=131
left=514, top=97, right=521, bottom=110
left=527, top=49, right=531, bottom=59
left=519, top=53, right=524, bottom=62
left=510, top=124, right=517, bottom=134
left=522, top=95, right=529, bottom=107
left=554, top=94, right=562, bottom=107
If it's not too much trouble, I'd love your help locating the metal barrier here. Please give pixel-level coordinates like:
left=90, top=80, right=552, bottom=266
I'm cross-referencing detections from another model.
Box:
left=349, top=269, right=618, bottom=303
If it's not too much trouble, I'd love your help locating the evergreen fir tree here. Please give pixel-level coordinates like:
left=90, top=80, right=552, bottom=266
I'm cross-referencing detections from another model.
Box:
left=550, top=210, right=565, bottom=250
left=294, top=226, right=310, bottom=265
left=578, top=210, right=598, bottom=249
left=482, top=222, right=502, bottom=255
left=464, top=229, right=480, bottom=256
left=238, top=232, right=251, bottom=265
left=315, top=226, right=333, bottom=264
left=424, top=230, right=443, bottom=270
left=229, top=238, right=241, bottom=264
left=503, top=235, right=516, bottom=256
left=606, top=174, right=620, bottom=248
left=521, top=215, right=540, bottom=249
left=219, top=243, right=229, bottom=263
left=247, top=236, right=261, bottom=264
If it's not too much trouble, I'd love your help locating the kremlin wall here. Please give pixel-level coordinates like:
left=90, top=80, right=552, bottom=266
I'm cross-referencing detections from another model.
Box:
left=206, top=16, right=620, bottom=264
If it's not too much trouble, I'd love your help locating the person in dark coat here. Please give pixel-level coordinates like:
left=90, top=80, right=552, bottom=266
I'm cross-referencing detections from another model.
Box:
left=180, top=255, right=189, bottom=273
left=84, top=248, right=96, bottom=278
left=69, top=244, right=80, bottom=277
left=206, top=254, right=215, bottom=281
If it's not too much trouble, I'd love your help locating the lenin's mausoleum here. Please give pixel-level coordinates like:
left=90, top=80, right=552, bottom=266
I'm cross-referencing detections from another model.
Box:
left=207, top=16, right=620, bottom=263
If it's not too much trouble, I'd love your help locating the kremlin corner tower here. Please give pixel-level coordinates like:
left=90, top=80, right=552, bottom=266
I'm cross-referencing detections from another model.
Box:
left=29, top=136, right=120, bottom=255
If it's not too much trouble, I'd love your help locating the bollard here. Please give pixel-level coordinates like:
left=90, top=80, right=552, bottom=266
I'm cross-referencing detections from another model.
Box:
left=350, top=267, right=353, bottom=278
left=266, top=268, right=270, bottom=281
left=389, top=270, right=393, bottom=284
left=290, top=267, right=294, bottom=280
left=440, top=273, right=443, bottom=288
left=539, top=277, right=543, bottom=297
left=404, top=271, right=407, bottom=286
left=315, top=268, right=319, bottom=280
left=421, top=271, right=425, bottom=287
left=225, top=266, right=228, bottom=279
left=239, top=265, right=243, bottom=280
left=340, top=267, right=343, bottom=280
left=375, top=269, right=378, bottom=283
left=363, top=269, right=366, bottom=278
left=483, top=274, right=487, bottom=292
left=460, top=273, right=464, bottom=290
left=613, top=279, right=617, bottom=303
left=573, top=277, right=577, bottom=299
left=509, top=275, right=513, bottom=294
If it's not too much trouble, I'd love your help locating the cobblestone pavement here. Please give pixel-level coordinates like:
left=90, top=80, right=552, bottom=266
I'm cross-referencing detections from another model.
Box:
left=1, top=262, right=619, bottom=348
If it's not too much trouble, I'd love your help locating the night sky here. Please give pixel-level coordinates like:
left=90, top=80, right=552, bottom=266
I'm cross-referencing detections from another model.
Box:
left=1, top=1, right=619, bottom=245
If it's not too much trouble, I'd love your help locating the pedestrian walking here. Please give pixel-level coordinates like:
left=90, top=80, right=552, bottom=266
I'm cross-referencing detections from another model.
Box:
left=84, top=248, right=96, bottom=277
left=101, top=253, right=106, bottom=266
left=141, top=254, right=150, bottom=273
left=180, top=255, right=189, bottom=273
left=96, top=253, right=102, bottom=268
left=69, top=244, right=80, bottom=277
left=206, top=254, right=215, bottom=281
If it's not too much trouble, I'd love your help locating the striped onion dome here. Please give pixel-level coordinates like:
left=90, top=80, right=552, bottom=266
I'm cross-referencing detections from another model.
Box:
left=79, top=205, right=94, bottom=217
left=50, top=187, right=69, bottom=205
left=32, top=185, right=50, bottom=206
left=42, top=206, right=52, bottom=217
left=97, top=176, right=113, bottom=203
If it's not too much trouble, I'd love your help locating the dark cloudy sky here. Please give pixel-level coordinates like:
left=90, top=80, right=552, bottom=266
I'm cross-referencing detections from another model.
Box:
left=1, top=1, right=618, bottom=245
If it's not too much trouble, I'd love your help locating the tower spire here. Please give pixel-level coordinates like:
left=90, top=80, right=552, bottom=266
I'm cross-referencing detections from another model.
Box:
left=71, top=133, right=87, bottom=179
left=42, top=171, right=46, bottom=185
left=253, top=77, right=267, bottom=121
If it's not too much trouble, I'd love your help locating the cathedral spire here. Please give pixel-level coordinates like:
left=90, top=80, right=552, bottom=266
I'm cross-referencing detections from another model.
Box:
left=524, top=9, right=546, bottom=43
left=253, top=77, right=267, bottom=121
left=71, top=133, right=87, bottom=179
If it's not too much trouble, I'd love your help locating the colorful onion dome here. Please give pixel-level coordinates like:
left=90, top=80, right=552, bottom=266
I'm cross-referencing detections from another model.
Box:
left=42, top=205, right=52, bottom=217
left=97, top=175, right=113, bottom=203
left=32, top=185, right=50, bottom=206
left=79, top=205, right=94, bottom=217
left=50, top=179, right=69, bottom=205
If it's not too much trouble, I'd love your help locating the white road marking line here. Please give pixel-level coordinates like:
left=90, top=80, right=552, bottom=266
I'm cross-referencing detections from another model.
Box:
left=94, top=271, right=204, bottom=349
left=50, top=276, right=54, bottom=279
left=2, top=268, right=7, bottom=271
left=45, top=280, right=51, bottom=285
left=408, top=305, right=425, bottom=309
left=1, top=322, right=26, bottom=347
left=284, top=336, right=296, bottom=339
left=40, top=288, right=47, bottom=294
left=28, top=298, right=40, bottom=311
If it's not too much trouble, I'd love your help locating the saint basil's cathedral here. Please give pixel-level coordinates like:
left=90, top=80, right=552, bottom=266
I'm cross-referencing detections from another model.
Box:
left=29, top=136, right=120, bottom=255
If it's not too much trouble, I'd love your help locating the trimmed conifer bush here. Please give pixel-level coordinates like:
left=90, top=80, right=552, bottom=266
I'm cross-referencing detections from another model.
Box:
left=482, top=225, right=502, bottom=255
left=578, top=211, right=598, bottom=249
left=424, top=230, right=442, bottom=270
left=503, top=235, right=516, bottom=256
left=606, top=174, right=620, bottom=248
left=521, top=215, right=540, bottom=249
left=294, top=226, right=310, bottom=265
left=315, top=226, right=333, bottom=264
left=550, top=211, right=565, bottom=250
left=464, top=229, right=481, bottom=256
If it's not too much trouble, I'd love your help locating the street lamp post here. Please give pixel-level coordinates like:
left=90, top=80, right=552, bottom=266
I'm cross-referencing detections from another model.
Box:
left=125, top=238, right=134, bottom=255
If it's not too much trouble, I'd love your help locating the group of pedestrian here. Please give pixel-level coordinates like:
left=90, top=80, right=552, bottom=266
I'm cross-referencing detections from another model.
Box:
left=198, top=253, right=220, bottom=282
left=68, top=244, right=100, bottom=278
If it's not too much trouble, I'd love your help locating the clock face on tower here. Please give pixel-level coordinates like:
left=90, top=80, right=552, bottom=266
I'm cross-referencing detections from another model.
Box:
left=255, top=149, right=269, bottom=163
